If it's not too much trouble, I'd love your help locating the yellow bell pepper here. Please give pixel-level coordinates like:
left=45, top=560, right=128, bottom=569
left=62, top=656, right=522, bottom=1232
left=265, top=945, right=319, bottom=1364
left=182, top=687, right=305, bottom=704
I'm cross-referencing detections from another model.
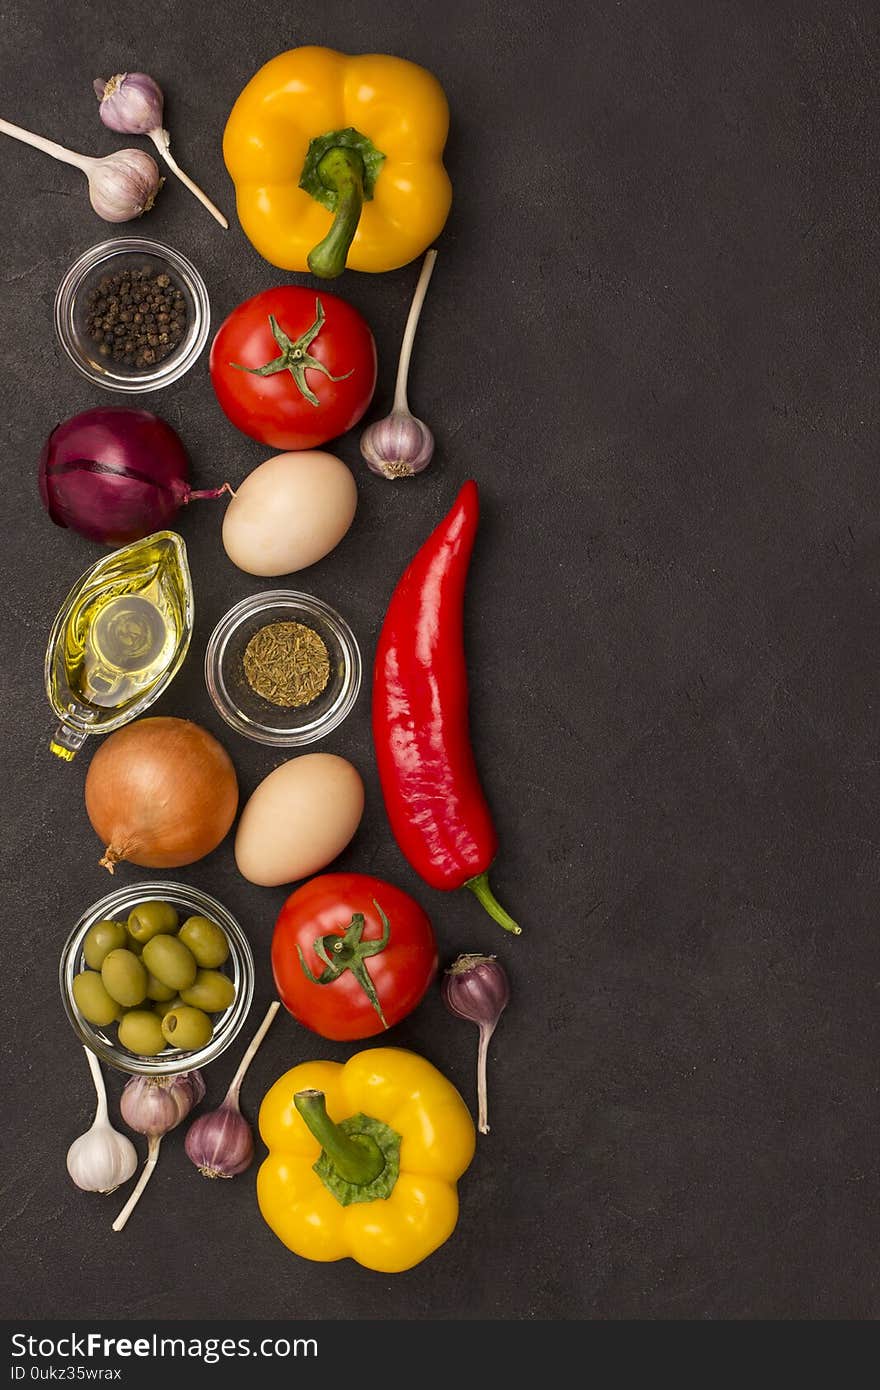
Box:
left=257, top=1047, right=476, bottom=1273
left=223, top=47, right=452, bottom=278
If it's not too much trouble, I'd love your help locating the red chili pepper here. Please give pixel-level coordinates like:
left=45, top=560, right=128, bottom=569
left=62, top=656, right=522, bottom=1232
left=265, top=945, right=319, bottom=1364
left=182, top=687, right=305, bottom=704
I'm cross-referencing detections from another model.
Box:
left=372, top=480, right=521, bottom=934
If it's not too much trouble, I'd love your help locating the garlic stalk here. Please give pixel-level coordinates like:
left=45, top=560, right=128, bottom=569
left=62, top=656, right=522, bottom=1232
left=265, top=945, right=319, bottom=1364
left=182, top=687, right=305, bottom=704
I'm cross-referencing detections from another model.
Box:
left=360, top=250, right=437, bottom=479
left=442, top=955, right=510, bottom=1135
left=112, top=1134, right=161, bottom=1234
left=185, top=1001, right=280, bottom=1179
left=112, top=1070, right=204, bottom=1232
left=0, top=117, right=161, bottom=222
left=66, top=1046, right=138, bottom=1195
left=93, top=73, right=227, bottom=229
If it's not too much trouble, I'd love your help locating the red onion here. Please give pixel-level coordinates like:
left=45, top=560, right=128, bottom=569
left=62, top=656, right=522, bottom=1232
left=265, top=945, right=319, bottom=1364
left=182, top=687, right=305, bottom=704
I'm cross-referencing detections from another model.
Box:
left=39, top=407, right=230, bottom=545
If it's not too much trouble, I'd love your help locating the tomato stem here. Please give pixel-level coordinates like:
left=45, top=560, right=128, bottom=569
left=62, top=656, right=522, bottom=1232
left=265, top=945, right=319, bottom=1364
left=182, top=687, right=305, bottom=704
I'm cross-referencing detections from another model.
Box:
left=228, top=300, right=352, bottom=405
left=297, top=901, right=391, bottom=1027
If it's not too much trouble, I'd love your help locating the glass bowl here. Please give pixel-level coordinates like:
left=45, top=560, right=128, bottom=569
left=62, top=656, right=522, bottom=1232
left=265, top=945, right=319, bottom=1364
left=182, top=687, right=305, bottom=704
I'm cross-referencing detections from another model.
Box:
left=205, top=591, right=362, bottom=747
left=59, top=882, right=254, bottom=1076
left=54, top=238, right=210, bottom=392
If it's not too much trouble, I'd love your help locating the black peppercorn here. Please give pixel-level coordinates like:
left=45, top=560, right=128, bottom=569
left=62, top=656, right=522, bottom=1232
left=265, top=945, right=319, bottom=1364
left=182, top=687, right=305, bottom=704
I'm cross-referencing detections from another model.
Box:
left=84, top=265, right=188, bottom=371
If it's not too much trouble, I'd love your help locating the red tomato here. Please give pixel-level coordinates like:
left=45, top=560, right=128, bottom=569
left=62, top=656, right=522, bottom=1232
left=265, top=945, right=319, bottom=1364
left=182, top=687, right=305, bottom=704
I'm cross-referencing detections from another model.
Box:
left=272, top=874, right=437, bottom=1041
left=209, top=287, right=377, bottom=450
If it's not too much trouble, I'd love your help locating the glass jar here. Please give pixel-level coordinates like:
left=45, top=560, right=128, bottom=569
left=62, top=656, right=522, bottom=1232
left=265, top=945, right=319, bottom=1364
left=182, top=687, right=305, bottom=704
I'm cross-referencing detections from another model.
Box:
left=60, top=881, right=254, bottom=1076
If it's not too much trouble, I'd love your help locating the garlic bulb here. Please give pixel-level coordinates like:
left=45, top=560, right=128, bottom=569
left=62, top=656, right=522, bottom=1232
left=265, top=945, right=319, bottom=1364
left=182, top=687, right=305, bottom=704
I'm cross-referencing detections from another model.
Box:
left=93, top=72, right=227, bottom=228
left=66, top=1047, right=138, bottom=1195
left=360, top=410, right=434, bottom=479
left=360, top=250, right=438, bottom=480
left=441, top=955, right=510, bottom=1135
left=85, top=148, right=162, bottom=222
left=112, top=1070, right=205, bottom=1232
left=184, top=1001, right=279, bottom=1179
left=0, top=117, right=160, bottom=223
left=94, top=72, right=164, bottom=136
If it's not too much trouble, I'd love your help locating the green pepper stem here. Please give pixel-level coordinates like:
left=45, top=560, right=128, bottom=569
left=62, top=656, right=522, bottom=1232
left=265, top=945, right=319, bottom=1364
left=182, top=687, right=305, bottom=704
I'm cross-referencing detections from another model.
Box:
left=307, top=147, right=365, bottom=279
left=465, top=871, right=522, bottom=935
left=294, top=1089, right=386, bottom=1185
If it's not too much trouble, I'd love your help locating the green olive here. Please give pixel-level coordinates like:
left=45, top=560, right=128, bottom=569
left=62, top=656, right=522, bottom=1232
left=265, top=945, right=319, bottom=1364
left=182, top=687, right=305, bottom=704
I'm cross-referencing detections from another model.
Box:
left=82, top=919, right=128, bottom=970
left=123, top=930, right=145, bottom=956
left=145, top=971, right=177, bottom=1002
left=142, top=935, right=197, bottom=992
left=72, top=970, right=122, bottom=1027
left=127, top=900, right=179, bottom=943
left=180, top=969, right=236, bottom=1013
left=152, top=995, right=183, bottom=1019
left=101, top=949, right=148, bottom=1007
left=160, top=1005, right=213, bottom=1051
left=177, top=916, right=230, bottom=969
left=118, top=1009, right=167, bottom=1056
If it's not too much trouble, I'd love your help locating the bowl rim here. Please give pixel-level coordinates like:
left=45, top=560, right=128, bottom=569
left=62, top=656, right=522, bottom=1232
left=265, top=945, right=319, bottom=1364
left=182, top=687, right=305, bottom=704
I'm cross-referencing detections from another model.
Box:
left=204, top=589, right=362, bottom=747
left=54, top=237, right=210, bottom=394
left=59, top=880, right=254, bottom=1075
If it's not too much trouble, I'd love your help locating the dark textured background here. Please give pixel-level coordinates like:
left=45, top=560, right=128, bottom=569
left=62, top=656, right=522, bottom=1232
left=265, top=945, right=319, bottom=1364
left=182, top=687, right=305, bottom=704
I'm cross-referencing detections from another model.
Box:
left=2, top=0, right=878, bottom=1322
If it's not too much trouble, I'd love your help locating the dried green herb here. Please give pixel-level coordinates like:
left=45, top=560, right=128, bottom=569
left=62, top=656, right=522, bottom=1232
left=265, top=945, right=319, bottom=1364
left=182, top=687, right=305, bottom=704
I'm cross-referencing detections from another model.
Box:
left=242, top=622, right=330, bottom=708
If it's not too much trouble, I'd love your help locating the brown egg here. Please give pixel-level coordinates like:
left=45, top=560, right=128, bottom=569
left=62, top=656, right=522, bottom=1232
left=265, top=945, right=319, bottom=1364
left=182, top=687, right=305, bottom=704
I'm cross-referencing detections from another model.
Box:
left=222, top=451, right=357, bottom=576
left=235, top=753, right=364, bottom=887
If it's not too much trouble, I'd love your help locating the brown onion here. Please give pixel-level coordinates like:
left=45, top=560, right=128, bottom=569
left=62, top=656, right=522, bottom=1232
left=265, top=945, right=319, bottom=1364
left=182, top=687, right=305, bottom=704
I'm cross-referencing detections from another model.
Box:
left=85, top=717, right=238, bottom=872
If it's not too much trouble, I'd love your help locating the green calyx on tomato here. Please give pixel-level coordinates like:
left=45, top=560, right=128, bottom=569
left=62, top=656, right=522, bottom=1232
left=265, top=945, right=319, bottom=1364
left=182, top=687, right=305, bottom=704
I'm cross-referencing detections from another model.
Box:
left=210, top=286, right=377, bottom=451
left=272, top=873, right=437, bottom=1041
left=297, top=901, right=391, bottom=1028
left=229, top=298, right=353, bottom=406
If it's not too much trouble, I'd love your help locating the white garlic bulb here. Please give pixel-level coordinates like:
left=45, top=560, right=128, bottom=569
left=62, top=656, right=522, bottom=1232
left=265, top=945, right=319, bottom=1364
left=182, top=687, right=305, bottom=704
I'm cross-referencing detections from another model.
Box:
left=66, top=1047, right=137, bottom=1195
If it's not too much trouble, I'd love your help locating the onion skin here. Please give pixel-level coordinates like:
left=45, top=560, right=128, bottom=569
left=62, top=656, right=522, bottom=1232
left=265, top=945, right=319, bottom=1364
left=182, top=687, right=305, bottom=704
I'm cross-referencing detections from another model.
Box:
left=39, top=408, right=225, bottom=546
left=85, top=717, right=238, bottom=872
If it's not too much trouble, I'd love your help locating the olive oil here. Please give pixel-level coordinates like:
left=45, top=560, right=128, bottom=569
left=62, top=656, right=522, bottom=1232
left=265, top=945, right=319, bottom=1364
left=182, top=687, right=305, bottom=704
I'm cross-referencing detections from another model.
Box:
left=45, top=532, right=193, bottom=760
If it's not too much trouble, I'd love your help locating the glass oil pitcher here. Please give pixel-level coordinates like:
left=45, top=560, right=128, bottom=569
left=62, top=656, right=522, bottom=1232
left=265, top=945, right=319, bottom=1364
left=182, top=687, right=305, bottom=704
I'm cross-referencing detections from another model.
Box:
left=44, top=531, right=194, bottom=760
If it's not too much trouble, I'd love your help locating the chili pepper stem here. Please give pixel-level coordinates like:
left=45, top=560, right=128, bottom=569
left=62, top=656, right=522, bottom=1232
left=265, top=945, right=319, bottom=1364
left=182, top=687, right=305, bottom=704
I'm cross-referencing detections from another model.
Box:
left=465, top=871, right=522, bottom=935
left=307, top=147, right=365, bottom=279
left=111, top=1134, right=161, bottom=1232
left=294, top=1089, right=385, bottom=1185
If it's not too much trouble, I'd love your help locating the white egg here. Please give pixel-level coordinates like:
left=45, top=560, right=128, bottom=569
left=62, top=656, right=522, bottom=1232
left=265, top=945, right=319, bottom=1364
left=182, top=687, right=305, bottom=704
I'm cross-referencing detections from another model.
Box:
left=222, top=451, right=357, bottom=576
left=235, top=753, right=365, bottom=887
